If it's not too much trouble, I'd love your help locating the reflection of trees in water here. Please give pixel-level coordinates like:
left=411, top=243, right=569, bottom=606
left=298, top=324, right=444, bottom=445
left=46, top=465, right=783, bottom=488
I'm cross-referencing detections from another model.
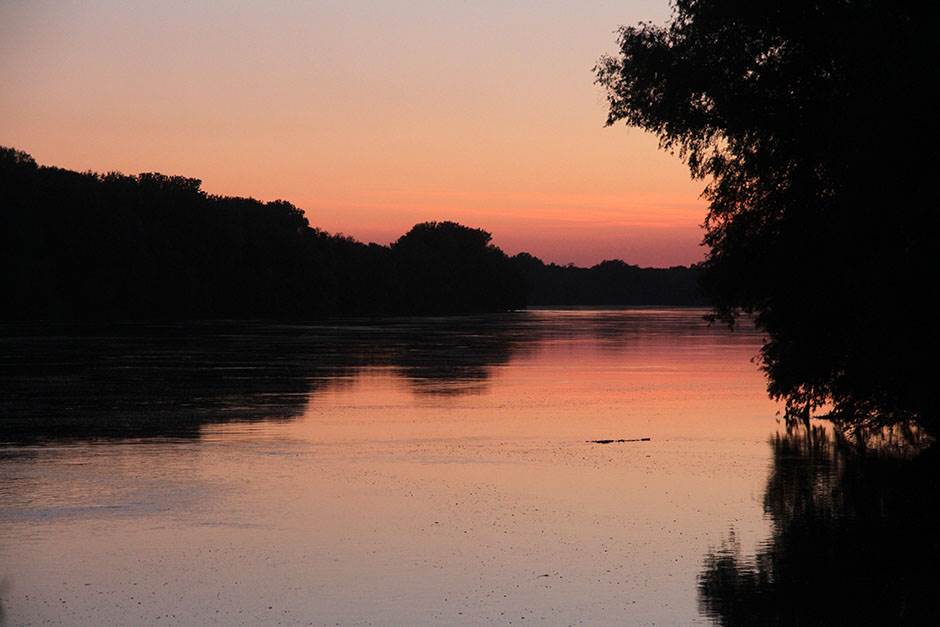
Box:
left=0, top=317, right=536, bottom=441
left=0, top=576, right=7, bottom=627
left=2, top=323, right=335, bottom=440
left=521, top=308, right=758, bottom=355
left=0, top=311, right=731, bottom=441
left=699, top=425, right=940, bottom=625
left=388, top=316, right=535, bottom=395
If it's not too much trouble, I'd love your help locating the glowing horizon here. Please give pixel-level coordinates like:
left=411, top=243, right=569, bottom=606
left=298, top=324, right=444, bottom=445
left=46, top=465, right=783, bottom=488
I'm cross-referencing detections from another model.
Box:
left=0, top=1, right=705, bottom=267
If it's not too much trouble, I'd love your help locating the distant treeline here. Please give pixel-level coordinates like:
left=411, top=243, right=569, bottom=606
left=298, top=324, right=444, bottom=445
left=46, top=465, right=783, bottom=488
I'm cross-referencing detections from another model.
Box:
left=515, top=254, right=702, bottom=306
left=1, top=147, right=701, bottom=320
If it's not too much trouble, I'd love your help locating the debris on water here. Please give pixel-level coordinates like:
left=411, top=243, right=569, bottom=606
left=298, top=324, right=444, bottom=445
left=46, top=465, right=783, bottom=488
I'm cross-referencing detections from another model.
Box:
left=588, top=438, right=651, bottom=444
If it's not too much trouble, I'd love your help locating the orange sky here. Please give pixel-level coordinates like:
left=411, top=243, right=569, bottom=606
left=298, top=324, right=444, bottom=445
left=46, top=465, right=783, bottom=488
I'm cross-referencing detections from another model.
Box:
left=0, top=1, right=706, bottom=267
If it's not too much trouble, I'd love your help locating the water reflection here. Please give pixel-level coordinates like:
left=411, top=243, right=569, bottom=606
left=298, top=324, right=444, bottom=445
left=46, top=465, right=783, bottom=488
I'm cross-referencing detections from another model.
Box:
left=3, top=322, right=334, bottom=440
left=0, top=317, right=534, bottom=441
left=1, top=310, right=749, bottom=442
left=698, top=425, right=940, bottom=625
left=0, top=577, right=7, bottom=627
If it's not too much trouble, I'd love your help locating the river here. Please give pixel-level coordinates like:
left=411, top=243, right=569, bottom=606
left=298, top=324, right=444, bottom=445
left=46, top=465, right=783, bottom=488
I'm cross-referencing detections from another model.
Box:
left=0, top=309, right=804, bottom=624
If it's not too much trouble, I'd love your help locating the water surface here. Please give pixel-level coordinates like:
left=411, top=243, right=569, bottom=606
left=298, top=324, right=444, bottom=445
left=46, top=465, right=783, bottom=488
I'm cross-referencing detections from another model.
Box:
left=1, top=309, right=782, bottom=625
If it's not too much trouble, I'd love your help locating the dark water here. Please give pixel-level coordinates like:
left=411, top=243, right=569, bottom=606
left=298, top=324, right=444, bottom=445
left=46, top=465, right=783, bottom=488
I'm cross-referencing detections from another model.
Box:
left=697, top=425, right=939, bottom=626
left=1, top=310, right=936, bottom=625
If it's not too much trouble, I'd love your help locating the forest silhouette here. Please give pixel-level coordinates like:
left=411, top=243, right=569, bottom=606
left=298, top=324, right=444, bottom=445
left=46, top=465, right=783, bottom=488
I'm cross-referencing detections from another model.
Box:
left=596, top=1, right=938, bottom=433
left=1, top=147, right=701, bottom=321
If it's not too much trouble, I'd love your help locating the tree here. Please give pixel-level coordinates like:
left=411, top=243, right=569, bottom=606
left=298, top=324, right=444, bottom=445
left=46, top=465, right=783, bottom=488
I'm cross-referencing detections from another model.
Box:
left=595, top=1, right=938, bottom=432
left=390, top=221, right=525, bottom=314
left=0, top=150, right=528, bottom=319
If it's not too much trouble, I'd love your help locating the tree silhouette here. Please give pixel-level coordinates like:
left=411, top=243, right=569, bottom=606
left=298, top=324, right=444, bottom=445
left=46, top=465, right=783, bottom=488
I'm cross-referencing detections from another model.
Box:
left=390, top=221, right=525, bottom=314
left=596, top=2, right=938, bottom=431
left=1, top=147, right=702, bottom=321
left=511, top=253, right=704, bottom=306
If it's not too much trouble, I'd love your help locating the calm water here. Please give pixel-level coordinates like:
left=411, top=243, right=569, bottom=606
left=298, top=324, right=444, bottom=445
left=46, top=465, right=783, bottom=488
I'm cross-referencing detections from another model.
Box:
left=0, top=309, right=790, bottom=624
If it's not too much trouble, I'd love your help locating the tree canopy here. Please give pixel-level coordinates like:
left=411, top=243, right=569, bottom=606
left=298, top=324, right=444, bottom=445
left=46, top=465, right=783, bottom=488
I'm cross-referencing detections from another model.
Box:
left=596, top=1, right=938, bottom=432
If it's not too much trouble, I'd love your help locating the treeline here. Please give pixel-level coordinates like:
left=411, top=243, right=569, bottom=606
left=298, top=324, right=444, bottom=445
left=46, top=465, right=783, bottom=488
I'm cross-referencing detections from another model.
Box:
left=514, top=253, right=703, bottom=306
left=1, top=147, right=701, bottom=320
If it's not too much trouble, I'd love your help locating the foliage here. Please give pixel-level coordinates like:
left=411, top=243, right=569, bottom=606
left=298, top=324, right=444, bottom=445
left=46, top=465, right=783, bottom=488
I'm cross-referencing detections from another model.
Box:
left=392, top=221, right=524, bottom=313
left=595, top=1, right=938, bottom=431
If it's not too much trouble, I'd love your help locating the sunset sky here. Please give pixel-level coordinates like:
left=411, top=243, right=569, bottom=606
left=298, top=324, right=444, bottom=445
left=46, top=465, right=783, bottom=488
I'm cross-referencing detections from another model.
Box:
left=0, top=0, right=706, bottom=267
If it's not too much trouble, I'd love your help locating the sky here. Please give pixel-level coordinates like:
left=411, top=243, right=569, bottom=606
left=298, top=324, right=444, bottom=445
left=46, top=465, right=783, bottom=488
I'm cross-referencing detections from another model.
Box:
left=0, top=0, right=706, bottom=267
